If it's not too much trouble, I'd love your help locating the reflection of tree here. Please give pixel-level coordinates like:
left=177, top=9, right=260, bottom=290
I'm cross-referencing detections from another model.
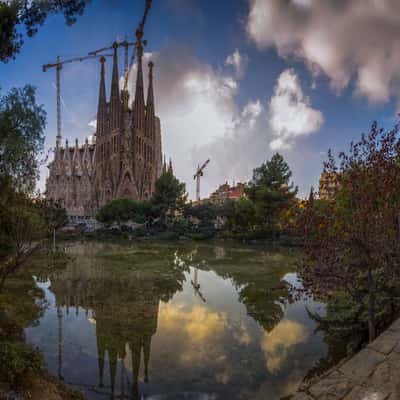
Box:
left=176, top=245, right=298, bottom=332
left=37, top=242, right=187, bottom=399
left=1, top=270, right=46, bottom=331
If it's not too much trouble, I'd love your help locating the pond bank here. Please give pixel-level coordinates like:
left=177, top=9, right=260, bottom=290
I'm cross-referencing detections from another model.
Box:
left=293, top=318, right=400, bottom=400
left=0, top=271, right=85, bottom=400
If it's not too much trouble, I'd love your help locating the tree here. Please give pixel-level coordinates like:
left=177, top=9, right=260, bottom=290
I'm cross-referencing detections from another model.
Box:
left=0, top=0, right=88, bottom=63
left=231, top=197, right=256, bottom=232
left=0, top=85, right=46, bottom=192
left=35, top=198, right=68, bottom=250
left=96, top=198, right=154, bottom=226
left=151, top=171, right=187, bottom=223
left=246, top=153, right=297, bottom=239
left=298, top=122, right=400, bottom=342
left=183, top=202, right=217, bottom=225
left=250, top=153, right=294, bottom=188
left=96, top=198, right=135, bottom=227
left=0, top=86, right=50, bottom=289
left=0, top=188, right=46, bottom=291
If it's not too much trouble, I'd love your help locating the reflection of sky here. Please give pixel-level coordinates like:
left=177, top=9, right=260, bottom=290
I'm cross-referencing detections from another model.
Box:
left=25, top=246, right=328, bottom=400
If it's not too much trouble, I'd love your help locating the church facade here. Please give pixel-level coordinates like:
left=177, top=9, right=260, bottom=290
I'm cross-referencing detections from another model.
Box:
left=46, top=41, right=163, bottom=218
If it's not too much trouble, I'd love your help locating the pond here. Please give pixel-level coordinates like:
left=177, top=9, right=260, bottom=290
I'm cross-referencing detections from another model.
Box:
left=23, top=241, right=333, bottom=400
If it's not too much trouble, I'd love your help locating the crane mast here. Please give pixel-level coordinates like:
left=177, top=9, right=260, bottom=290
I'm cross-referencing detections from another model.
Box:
left=193, top=159, right=210, bottom=202
left=42, top=53, right=112, bottom=147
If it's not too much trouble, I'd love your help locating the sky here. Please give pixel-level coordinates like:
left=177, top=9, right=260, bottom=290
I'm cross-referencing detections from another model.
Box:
left=1, top=0, right=400, bottom=198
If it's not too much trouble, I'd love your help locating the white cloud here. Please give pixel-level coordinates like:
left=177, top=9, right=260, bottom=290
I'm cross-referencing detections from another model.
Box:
left=88, top=119, right=97, bottom=130
left=225, top=49, right=249, bottom=79
left=246, top=0, right=400, bottom=103
left=124, top=46, right=240, bottom=198
left=268, top=69, right=323, bottom=150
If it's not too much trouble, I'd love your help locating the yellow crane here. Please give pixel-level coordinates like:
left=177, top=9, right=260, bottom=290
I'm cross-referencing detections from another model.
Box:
left=194, top=159, right=210, bottom=202
left=42, top=53, right=112, bottom=146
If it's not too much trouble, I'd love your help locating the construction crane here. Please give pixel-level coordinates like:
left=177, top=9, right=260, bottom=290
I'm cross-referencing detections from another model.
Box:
left=87, top=0, right=153, bottom=117
left=193, top=159, right=210, bottom=202
left=88, top=39, right=136, bottom=80
left=190, top=267, right=206, bottom=303
left=42, top=53, right=112, bottom=146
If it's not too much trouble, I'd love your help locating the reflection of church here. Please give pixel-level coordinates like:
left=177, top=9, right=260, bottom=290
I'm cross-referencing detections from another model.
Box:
left=46, top=245, right=183, bottom=400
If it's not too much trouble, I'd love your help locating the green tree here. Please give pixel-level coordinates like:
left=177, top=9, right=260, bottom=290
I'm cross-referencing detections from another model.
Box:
left=0, top=85, right=46, bottom=192
left=246, top=153, right=297, bottom=239
left=231, top=197, right=256, bottom=232
left=35, top=198, right=68, bottom=250
left=151, top=171, right=187, bottom=223
left=0, top=188, right=46, bottom=291
left=183, top=202, right=217, bottom=225
left=0, top=86, right=53, bottom=289
left=1, top=0, right=88, bottom=63
left=96, top=198, right=135, bottom=227
left=96, top=198, right=154, bottom=226
left=250, top=153, right=294, bottom=188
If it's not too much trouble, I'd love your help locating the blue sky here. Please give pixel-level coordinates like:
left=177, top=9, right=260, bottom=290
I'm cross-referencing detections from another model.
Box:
left=1, top=0, right=399, bottom=198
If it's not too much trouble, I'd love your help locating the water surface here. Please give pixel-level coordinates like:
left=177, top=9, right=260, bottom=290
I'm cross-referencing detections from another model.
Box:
left=24, top=241, right=329, bottom=400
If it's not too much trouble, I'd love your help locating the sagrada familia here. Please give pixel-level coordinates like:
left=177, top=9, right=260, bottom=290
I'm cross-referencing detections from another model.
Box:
left=46, top=38, right=165, bottom=218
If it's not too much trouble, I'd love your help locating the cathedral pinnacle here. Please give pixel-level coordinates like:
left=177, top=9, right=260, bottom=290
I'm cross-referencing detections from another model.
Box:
left=133, top=30, right=145, bottom=131
left=96, top=57, right=107, bottom=136
left=145, top=61, right=155, bottom=139
left=110, top=42, right=120, bottom=130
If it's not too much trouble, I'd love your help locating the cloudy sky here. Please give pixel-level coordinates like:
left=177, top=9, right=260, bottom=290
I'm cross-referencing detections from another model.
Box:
left=1, top=0, right=399, bottom=198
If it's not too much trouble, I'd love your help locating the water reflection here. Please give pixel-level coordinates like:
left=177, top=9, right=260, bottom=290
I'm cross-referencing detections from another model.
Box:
left=26, top=242, right=326, bottom=400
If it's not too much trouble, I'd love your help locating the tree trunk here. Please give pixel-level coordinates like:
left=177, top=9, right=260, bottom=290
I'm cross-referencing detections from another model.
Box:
left=368, top=266, right=376, bottom=342
left=0, top=272, right=7, bottom=293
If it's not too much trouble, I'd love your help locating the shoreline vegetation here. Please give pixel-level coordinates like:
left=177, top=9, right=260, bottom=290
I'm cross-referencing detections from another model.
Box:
left=0, top=252, right=84, bottom=400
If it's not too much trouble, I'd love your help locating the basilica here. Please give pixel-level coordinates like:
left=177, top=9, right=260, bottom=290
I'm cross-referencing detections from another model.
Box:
left=46, top=39, right=163, bottom=217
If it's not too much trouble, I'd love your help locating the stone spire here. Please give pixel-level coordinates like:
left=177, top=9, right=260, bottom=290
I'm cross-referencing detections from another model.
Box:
left=168, top=158, right=173, bottom=174
left=145, top=61, right=155, bottom=139
left=56, top=131, right=61, bottom=149
left=96, top=57, right=107, bottom=136
left=133, top=31, right=145, bottom=131
left=110, top=42, right=120, bottom=130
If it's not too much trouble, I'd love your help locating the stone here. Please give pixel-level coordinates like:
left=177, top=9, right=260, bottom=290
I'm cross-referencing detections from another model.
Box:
left=343, top=386, right=391, bottom=400
left=339, top=348, right=386, bottom=384
left=387, top=319, right=400, bottom=334
left=292, top=318, right=400, bottom=400
left=291, top=393, right=315, bottom=400
left=368, top=330, right=400, bottom=355
left=308, top=371, right=353, bottom=399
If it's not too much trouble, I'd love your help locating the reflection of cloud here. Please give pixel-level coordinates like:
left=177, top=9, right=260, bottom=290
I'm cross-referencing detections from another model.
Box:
left=159, top=303, right=227, bottom=359
left=261, top=319, right=308, bottom=373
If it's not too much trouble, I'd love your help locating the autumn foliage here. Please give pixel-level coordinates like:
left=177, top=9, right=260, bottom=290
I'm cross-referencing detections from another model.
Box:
left=298, top=122, right=400, bottom=342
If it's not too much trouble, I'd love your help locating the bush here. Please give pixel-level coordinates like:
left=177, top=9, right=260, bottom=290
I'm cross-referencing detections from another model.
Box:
left=0, top=342, right=43, bottom=388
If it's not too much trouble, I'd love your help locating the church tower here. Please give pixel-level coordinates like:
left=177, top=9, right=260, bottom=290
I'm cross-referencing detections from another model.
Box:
left=46, top=37, right=165, bottom=216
